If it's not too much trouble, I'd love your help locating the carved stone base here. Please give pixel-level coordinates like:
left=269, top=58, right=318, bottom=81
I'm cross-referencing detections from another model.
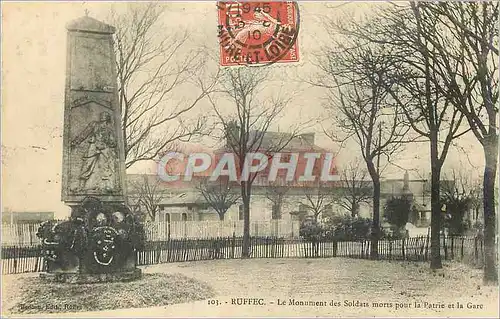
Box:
left=39, top=268, right=142, bottom=284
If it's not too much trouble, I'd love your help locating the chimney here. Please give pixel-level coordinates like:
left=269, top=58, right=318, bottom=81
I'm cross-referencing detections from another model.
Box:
left=299, top=133, right=315, bottom=145
left=402, top=170, right=411, bottom=194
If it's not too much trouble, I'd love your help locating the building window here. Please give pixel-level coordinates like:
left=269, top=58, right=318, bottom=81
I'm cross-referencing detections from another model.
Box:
left=181, top=213, right=188, bottom=222
left=239, top=204, right=244, bottom=220
left=299, top=204, right=308, bottom=213
left=274, top=174, right=286, bottom=186
left=165, top=213, right=170, bottom=223
left=297, top=204, right=308, bottom=223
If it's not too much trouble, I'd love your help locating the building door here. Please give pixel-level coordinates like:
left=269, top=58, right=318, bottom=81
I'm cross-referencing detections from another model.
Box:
left=272, top=204, right=281, bottom=220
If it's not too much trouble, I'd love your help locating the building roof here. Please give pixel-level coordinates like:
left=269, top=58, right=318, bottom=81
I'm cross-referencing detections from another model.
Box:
left=217, top=131, right=327, bottom=153
left=256, top=131, right=326, bottom=152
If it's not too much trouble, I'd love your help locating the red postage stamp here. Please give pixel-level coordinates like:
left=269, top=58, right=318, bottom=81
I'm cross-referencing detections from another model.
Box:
left=217, top=1, right=300, bottom=66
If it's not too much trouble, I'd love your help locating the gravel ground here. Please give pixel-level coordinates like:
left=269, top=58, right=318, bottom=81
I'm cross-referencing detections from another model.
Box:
left=2, top=258, right=498, bottom=318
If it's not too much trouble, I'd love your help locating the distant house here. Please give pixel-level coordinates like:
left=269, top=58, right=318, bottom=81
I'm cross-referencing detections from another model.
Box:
left=128, top=130, right=440, bottom=226
left=128, top=131, right=342, bottom=223
left=127, top=169, right=435, bottom=225
left=2, top=211, right=54, bottom=224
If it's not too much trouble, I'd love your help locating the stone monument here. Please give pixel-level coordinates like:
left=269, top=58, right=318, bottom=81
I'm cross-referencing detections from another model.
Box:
left=36, top=15, right=144, bottom=283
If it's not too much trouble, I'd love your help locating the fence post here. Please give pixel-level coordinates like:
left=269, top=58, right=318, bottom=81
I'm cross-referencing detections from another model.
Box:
left=480, top=237, right=484, bottom=264
left=402, top=238, right=406, bottom=260
left=419, top=236, right=425, bottom=261
left=231, top=232, right=235, bottom=259
left=155, top=241, right=161, bottom=264
left=443, top=235, right=448, bottom=260
left=265, top=237, right=269, bottom=258
left=28, top=224, right=33, bottom=246
left=34, top=247, right=39, bottom=272
left=362, top=240, right=365, bottom=259
left=474, top=236, right=478, bottom=264
left=460, top=237, right=464, bottom=260
left=424, top=231, right=430, bottom=261
left=13, top=248, right=18, bottom=273
left=389, top=239, right=393, bottom=260
left=450, top=236, right=455, bottom=260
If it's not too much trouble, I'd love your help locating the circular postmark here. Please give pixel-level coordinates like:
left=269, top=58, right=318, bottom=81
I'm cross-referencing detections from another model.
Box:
left=217, top=1, right=300, bottom=67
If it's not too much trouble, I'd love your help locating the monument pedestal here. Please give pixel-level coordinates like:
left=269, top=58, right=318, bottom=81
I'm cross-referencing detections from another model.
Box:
left=37, top=198, right=145, bottom=284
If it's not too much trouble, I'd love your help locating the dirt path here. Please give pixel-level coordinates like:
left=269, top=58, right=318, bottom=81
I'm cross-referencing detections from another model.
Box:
left=3, top=258, right=498, bottom=318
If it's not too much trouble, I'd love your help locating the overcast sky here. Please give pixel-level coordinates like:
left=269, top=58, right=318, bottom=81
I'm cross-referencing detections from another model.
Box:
left=1, top=2, right=484, bottom=218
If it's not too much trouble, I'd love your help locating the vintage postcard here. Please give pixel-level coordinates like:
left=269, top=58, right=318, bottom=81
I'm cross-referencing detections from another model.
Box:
left=1, top=1, right=499, bottom=318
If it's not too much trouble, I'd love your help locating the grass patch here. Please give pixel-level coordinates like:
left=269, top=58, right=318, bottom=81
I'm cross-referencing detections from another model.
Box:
left=9, top=273, right=215, bottom=314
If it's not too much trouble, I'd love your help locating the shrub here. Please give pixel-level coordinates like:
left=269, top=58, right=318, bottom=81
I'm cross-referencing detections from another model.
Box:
left=383, top=196, right=412, bottom=230
left=299, top=218, right=323, bottom=242
left=322, top=215, right=372, bottom=241
left=441, top=198, right=471, bottom=236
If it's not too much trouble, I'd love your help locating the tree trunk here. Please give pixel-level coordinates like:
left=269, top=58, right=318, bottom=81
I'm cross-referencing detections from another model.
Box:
left=218, top=213, right=225, bottom=221
left=241, top=182, right=251, bottom=258
left=412, top=1, right=443, bottom=270
left=370, top=179, right=381, bottom=259
left=482, top=138, right=498, bottom=284
left=430, top=144, right=443, bottom=269
left=366, top=160, right=380, bottom=259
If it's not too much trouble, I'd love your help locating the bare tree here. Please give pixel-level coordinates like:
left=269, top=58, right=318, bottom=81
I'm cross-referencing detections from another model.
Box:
left=197, top=178, right=240, bottom=221
left=332, top=3, right=473, bottom=268
left=299, top=184, right=334, bottom=222
left=265, top=182, right=290, bottom=220
left=315, top=31, right=410, bottom=258
left=109, top=3, right=219, bottom=168
left=130, top=174, right=166, bottom=221
left=208, top=68, right=304, bottom=258
left=441, top=169, right=483, bottom=226
left=334, top=160, right=372, bottom=217
left=412, top=2, right=498, bottom=284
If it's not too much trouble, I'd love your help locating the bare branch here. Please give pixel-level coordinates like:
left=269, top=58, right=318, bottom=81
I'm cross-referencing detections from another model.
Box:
left=109, top=3, right=220, bottom=168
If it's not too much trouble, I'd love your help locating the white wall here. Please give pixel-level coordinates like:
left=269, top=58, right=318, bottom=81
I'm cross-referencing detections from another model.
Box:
left=205, top=194, right=374, bottom=222
left=155, top=186, right=433, bottom=223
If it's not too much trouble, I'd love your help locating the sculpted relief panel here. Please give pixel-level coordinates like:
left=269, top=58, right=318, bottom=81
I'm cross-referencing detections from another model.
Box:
left=67, top=101, right=122, bottom=196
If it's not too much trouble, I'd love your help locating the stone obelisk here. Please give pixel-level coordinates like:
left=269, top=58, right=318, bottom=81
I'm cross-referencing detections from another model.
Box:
left=61, top=15, right=126, bottom=205
left=37, top=15, right=143, bottom=283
